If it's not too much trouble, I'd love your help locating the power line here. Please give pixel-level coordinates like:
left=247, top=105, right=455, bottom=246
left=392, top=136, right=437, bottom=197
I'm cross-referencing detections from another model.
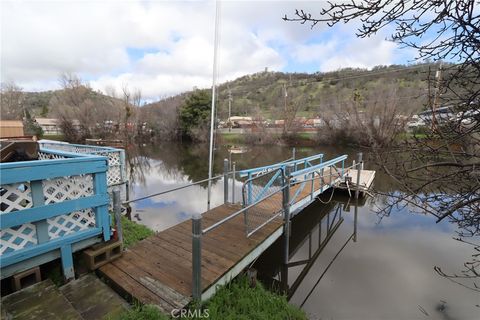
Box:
left=228, top=64, right=433, bottom=95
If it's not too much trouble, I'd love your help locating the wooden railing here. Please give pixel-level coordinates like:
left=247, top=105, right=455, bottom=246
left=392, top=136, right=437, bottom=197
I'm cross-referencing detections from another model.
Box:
left=0, top=148, right=111, bottom=280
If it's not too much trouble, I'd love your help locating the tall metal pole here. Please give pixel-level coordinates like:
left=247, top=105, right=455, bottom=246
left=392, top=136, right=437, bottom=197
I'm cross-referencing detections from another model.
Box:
left=355, top=152, right=363, bottom=200
left=207, top=0, right=221, bottom=211
left=228, top=87, right=232, bottom=133
left=192, top=214, right=202, bottom=302
left=232, top=162, right=236, bottom=204
left=223, top=158, right=229, bottom=204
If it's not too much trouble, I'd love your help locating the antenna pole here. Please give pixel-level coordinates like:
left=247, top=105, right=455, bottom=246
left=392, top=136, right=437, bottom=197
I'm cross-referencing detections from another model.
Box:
left=207, top=0, right=221, bottom=210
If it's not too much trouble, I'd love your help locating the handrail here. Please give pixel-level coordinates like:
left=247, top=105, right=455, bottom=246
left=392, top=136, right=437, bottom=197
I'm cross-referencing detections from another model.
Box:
left=39, top=141, right=119, bottom=152
left=123, top=173, right=227, bottom=205
left=289, top=155, right=347, bottom=177
left=237, top=154, right=323, bottom=177
left=202, top=184, right=287, bottom=234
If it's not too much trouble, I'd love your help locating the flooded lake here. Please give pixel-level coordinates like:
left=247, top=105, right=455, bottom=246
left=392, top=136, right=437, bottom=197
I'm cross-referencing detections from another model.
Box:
left=125, top=143, right=479, bottom=320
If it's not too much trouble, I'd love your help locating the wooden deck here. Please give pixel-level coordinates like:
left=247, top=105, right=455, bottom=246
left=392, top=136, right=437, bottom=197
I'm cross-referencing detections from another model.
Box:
left=98, top=203, right=284, bottom=313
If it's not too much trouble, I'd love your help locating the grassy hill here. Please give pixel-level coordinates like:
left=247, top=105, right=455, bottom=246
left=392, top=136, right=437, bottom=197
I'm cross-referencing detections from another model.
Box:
left=145, top=62, right=437, bottom=121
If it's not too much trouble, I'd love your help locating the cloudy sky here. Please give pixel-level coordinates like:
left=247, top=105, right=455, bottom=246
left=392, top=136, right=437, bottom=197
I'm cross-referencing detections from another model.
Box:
left=1, top=0, right=415, bottom=100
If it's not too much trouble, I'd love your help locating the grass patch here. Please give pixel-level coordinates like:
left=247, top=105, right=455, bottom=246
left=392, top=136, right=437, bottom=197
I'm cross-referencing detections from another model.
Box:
left=396, top=132, right=428, bottom=141
left=219, top=133, right=245, bottom=144
left=201, top=276, right=306, bottom=320
left=113, top=276, right=306, bottom=319
left=112, top=305, right=168, bottom=320
left=42, top=134, right=65, bottom=141
left=121, top=216, right=154, bottom=248
left=296, top=132, right=316, bottom=140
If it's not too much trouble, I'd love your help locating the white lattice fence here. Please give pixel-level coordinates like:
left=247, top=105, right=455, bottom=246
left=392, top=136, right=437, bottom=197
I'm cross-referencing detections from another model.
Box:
left=39, top=143, right=125, bottom=187
left=43, top=174, right=96, bottom=239
left=0, top=183, right=37, bottom=255
left=0, top=174, right=99, bottom=254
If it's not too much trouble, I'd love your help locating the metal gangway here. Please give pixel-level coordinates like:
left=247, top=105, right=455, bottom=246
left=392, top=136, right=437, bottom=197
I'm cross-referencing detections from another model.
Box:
left=100, top=151, right=365, bottom=312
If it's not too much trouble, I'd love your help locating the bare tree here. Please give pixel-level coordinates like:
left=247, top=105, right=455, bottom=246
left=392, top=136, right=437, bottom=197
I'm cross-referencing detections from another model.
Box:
left=1, top=81, right=24, bottom=120
left=121, top=84, right=142, bottom=143
left=285, top=0, right=479, bottom=224
left=54, top=73, right=123, bottom=142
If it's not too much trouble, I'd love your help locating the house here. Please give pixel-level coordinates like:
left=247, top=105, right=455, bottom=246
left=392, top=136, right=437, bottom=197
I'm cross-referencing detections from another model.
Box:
left=35, top=118, right=61, bottom=135
left=0, top=120, right=24, bottom=138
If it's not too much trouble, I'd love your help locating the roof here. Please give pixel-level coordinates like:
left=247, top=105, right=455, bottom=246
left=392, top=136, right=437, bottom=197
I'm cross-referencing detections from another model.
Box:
left=35, top=118, right=59, bottom=126
left=0, top=120, right=23, bottom=127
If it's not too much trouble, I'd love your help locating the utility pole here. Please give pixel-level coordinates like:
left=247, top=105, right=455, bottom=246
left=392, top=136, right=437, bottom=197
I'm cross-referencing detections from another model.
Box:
left=431, top=62, right=443, bottom=132
left=228, top=86, right=232, bottom=132
left=283, top=83, right=288, bottom=132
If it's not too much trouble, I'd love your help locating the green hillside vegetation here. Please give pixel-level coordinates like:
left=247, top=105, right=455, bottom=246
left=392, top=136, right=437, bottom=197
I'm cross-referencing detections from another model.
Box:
left=1, top=63, right=440, bottom=145
left=142, top=63, right=436, bottom=123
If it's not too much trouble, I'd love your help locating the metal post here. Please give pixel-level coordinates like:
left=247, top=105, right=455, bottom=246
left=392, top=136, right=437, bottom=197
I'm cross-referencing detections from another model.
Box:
left=248, top=172, right=252, bottom=205
left=354, top=199, right=358, bottom=242
left=192, top=214, right=202, bottom=302
left=223, top=158, right=229, bottom=204
left=292, top=147, right=296, bottom=171
left=355, top=152, right=363, bottom=200
left=113, top=188, right=123, bottom=244
left=282, top=172, right=291, bottom=265
left=329, top=166, right=332, bottom=185
left=231, top=162, right=236, bottom=204
left=125, top=181, right=130, bottom=202
left=310, top=172, right=315, bottom=200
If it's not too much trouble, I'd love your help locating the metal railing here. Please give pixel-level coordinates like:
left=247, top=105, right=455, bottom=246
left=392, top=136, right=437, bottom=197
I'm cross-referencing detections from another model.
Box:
left=112, top=150, right=365, bottom=303
left=191, top=167, right=291, bottom=301
left=191, top=153, right=367, bottom=302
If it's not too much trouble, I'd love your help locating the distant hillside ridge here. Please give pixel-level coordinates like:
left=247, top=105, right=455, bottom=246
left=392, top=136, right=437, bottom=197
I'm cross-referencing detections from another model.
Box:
left=145, top=62, right=440, bottom=121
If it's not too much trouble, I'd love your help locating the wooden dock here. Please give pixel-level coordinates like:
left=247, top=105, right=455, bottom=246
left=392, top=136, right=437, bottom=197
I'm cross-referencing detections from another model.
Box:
left=97, top=155, right=369, bottom=313
left=99, top=204, right=284, bottom=313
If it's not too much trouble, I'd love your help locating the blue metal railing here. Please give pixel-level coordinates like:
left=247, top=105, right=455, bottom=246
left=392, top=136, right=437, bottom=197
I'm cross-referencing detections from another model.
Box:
left=0, top=147, right=112, bottom=280
left=240, top=154, right=324, bottom=207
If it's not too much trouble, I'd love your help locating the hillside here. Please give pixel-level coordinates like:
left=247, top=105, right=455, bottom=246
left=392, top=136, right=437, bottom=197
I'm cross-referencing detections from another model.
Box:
left=145, top=62, right=437, bottom=121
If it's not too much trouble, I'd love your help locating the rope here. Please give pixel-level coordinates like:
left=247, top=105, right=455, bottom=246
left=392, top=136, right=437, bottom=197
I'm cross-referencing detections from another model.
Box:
left=316, top=185, right=336, bottom=204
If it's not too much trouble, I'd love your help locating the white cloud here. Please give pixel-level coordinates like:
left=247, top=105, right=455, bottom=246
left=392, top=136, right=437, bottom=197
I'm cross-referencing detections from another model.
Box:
left=1, top=0, right=410, bottom=99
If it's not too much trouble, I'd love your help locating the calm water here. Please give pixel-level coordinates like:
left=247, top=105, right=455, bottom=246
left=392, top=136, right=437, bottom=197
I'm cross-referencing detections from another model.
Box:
left=125, top=143, right=479, bottom=320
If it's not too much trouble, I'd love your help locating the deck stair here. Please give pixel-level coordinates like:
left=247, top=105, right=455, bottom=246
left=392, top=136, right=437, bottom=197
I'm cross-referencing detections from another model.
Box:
left=1, top=274, right=127, bottom=320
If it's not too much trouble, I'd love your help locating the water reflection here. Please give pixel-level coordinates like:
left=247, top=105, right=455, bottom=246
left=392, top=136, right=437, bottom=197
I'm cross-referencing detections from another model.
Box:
left=124, top=143, right=479, bottom=320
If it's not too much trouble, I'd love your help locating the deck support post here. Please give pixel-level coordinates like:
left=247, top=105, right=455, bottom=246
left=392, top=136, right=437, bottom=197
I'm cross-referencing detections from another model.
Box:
left=192, top=214, right=202, bottom=303
left=355, top=153, right=363, bottom=200
left=60, top=244, right=74, bottom=281
left=224, top=158, right=229, bottom=204
left=113, top=188, right=123, bottom=244
left=231, top=162, right=236, bottom=204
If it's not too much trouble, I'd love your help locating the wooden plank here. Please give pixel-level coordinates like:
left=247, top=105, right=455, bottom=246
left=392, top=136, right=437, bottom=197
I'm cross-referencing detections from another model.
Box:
left=100, top=202, right=284, bottom=311
left=111, top=249, right=193, bottom=297
left=146, top=235, right=231, bottom=276
left=98, top=262, right=175, bottom=312
left=139, top=276, right=190, bottom=309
